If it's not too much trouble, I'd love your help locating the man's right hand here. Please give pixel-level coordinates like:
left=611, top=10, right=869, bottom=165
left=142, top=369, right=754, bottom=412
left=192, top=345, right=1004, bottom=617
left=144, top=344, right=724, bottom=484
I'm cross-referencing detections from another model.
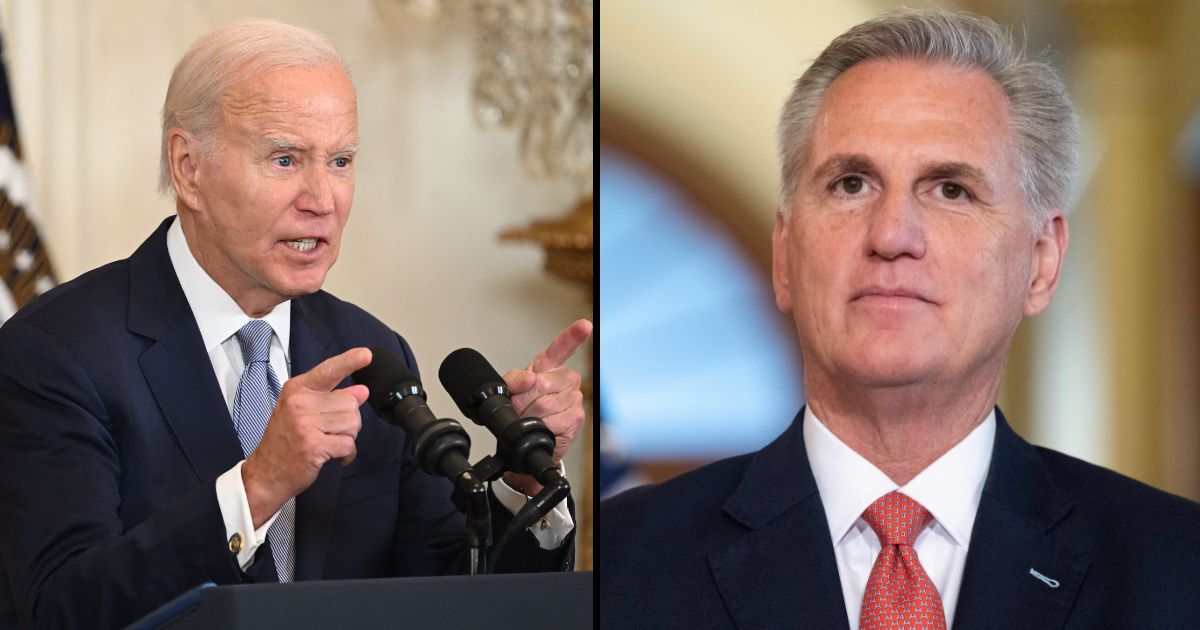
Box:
left=241, top=347, right=372, bottom=528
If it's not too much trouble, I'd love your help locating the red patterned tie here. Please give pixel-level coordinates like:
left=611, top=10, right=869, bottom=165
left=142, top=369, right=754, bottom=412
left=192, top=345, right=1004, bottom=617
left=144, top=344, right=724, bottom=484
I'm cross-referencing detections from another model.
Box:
left=858, top=491, right=947, bottom=630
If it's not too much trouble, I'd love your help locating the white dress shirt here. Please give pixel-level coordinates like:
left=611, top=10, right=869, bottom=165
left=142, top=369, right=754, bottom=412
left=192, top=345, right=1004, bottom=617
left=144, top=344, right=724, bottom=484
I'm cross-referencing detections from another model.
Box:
left=804, top=406, right=995, bottom=630
left=165, top=218, right=572, bottom=571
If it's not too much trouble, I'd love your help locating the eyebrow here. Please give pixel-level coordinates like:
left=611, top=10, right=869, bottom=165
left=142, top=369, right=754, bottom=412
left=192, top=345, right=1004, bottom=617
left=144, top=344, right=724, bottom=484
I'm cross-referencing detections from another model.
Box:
left=264, top=137, right=360, bottom=155
left=809, top=154, right=996, bottom=195
left=810, top=153, right=876, bottom=185
left=920, top=161, right=994, bottom=195
left=266, top=137, right=304, bottom=153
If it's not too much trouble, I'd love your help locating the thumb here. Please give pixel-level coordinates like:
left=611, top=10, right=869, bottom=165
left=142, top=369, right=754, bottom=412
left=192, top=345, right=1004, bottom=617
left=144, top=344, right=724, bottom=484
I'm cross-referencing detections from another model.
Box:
left=341, top=383, right=370, bottom=407
left=503, top=369, right=537, bottom=395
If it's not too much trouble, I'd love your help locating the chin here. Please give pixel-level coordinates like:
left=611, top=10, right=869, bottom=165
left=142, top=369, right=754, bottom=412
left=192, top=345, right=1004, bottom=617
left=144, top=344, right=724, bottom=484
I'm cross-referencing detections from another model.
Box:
left=841, top=340, right=943, bottom=388
left=275, top=272, right=330, bottom=298
left=846, top=366, right=930, bottom=388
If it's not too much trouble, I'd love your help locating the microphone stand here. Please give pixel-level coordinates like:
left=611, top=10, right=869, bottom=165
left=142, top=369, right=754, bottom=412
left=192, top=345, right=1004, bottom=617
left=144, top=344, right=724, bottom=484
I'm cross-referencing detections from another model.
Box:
left=467, top=443, right=572, bottom=568
left=448, top=468, right=491, bottom=575
left=353, top=352, right=499, bottom=576
left=411, top=409, right=492, bottom=576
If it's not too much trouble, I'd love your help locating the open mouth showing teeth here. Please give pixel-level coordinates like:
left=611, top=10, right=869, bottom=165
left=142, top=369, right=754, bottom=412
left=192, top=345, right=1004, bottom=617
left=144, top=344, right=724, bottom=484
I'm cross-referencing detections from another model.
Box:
left=286, top=238, right=318, bottom=252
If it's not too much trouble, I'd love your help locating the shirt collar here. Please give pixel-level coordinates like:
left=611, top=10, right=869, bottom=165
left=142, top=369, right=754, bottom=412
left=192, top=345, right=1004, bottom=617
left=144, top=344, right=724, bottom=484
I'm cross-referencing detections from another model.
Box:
left=166, top=217, right=291, bottom=355
left=804, top=406, right=995, bottom=548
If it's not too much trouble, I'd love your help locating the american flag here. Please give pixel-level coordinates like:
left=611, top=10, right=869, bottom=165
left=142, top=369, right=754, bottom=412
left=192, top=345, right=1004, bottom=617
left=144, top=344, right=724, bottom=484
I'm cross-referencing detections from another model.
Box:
left=0, top=30, right=55, bottom=322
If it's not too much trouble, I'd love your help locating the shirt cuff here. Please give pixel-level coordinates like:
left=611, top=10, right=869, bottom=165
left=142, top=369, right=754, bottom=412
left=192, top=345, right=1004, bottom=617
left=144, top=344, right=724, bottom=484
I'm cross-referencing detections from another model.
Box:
left=215, top=460, right=282, bottom=570
left=492, top=467, right=575, bottom=550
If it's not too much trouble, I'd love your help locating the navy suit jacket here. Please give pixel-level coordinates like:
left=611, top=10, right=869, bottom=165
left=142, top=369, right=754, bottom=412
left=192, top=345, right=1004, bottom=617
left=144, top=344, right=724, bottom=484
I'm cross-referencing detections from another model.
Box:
left=599, top=408, right=1200, bottom=628
left=0, top=218, right=570, bottom=629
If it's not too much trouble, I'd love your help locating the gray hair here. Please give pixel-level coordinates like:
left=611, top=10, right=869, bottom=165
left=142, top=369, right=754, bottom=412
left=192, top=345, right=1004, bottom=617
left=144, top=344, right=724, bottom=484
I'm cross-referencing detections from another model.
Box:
left=158, top=18, right=350, bottom=194
left=777, top=8, right=1079, bottom=228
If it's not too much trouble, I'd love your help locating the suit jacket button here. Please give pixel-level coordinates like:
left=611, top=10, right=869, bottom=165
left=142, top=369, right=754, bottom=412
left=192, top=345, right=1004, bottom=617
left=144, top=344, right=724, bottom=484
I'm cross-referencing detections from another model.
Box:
left=228, top=533, right=243, bottom=554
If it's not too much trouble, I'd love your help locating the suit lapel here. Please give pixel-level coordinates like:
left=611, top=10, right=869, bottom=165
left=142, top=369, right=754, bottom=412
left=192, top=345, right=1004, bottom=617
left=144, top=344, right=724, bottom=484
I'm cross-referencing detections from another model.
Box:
left=130, top=217, right=245, bottom=483
left=289, top=296, right=344, bottom=581
left=708, top=410, right=850, bottom=629
left=951, top=410, right=1089, bottom=629
left=129, top=218, right=347, bottom=581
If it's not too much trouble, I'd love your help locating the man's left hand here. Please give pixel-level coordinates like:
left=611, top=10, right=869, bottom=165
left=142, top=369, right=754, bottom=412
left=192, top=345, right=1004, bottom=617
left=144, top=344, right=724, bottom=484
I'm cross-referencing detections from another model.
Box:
left=501, top=318, right=592, bottom=495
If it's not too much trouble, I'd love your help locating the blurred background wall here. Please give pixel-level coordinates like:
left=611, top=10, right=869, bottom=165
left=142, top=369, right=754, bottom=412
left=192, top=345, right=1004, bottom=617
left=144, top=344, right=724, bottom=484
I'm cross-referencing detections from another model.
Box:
left=600, top=0, right=1200, bottom=503
left=0, top=0, right=595, bottom=565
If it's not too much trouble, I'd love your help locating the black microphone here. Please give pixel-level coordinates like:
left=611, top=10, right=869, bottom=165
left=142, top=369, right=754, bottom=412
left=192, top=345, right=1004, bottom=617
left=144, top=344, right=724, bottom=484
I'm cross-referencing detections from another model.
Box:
left=353, top=349, right=473, bottom=482
left=438, top=348, right=559, bottom=483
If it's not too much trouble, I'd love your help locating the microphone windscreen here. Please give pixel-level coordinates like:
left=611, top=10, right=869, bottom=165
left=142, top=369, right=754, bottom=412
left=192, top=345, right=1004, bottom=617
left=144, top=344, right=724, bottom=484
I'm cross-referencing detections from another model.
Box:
left=352, top=347, right=419, bottom=412
left=438, top=348, right=502, bottom=418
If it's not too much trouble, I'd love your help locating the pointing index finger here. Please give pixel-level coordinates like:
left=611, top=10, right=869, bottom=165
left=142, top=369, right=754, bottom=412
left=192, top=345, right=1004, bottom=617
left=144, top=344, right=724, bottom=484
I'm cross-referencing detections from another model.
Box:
left=529, top=319, right=592, bottom=373
left=297, top=347, right=373, bottom=392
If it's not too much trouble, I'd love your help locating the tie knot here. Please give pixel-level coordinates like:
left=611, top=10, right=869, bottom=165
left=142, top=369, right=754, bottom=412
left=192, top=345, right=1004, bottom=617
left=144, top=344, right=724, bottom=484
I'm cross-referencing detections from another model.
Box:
left=235, top=319, right=275, bottom=365
left=862, top=491, right=932, bottom=547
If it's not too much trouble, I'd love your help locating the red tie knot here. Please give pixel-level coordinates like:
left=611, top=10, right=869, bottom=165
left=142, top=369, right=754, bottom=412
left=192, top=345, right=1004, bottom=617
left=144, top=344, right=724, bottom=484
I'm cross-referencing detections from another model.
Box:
left=862, top=491, right=932, bottom=547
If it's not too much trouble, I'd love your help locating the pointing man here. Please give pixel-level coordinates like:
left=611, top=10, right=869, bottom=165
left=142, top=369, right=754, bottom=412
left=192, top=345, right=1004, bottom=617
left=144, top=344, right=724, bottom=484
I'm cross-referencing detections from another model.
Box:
left=0, top=18, right=590, bottom=629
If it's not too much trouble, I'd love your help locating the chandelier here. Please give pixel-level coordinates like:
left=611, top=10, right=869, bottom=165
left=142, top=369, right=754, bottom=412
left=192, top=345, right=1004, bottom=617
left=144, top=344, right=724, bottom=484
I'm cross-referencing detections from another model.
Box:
left=381, top=0, right=594, bottom=190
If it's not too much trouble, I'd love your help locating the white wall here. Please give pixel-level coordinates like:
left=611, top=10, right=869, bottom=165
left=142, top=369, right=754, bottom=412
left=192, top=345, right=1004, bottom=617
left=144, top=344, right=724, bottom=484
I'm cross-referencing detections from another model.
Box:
left=0, top=0, right=592, bottom=481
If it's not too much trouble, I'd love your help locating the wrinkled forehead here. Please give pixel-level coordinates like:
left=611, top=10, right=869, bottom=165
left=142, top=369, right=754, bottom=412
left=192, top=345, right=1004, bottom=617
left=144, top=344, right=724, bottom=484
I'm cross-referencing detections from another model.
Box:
left=807, top=58, right=1017, bottom=170
left=219, top=62, right=358, bottom=133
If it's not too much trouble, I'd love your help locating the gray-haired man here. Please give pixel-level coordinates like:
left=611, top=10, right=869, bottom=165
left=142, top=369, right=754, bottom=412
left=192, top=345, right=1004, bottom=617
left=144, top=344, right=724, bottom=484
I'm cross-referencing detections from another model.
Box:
left=0, top=18, right=591, bottom=629
left=600, top=9, right=1200, bottom=629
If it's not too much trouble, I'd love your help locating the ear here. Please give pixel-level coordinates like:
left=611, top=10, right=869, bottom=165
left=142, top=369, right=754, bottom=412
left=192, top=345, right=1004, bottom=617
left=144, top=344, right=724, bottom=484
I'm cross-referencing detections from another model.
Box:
left=167, top=128, right=205, bottom=211
left=772, top=208, right=794, bottom=313
left=1024, top=212, right=1068, bottom=316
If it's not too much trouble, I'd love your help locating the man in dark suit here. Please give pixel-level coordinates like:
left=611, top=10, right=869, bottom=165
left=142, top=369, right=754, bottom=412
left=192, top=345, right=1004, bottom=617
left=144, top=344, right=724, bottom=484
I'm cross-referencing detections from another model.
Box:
left=600, top=9, right=1200, bottom=629
left=0, top=18, right=590, bottom=630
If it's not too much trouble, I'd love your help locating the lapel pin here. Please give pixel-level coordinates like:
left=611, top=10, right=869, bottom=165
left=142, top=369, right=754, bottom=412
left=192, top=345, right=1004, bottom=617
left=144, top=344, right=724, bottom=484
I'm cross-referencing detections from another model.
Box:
left=1029, top=568, right=1061, bottom=588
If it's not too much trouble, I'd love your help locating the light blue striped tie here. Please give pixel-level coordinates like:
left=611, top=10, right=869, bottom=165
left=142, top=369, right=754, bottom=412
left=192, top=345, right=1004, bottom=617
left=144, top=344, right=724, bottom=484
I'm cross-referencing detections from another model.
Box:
left=232, top=319, right=295, bottom=582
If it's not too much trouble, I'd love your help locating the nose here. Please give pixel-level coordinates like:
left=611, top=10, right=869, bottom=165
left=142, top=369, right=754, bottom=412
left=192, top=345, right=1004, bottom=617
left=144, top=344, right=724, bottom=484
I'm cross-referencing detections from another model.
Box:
left=297, top=165, right=336, bottom=216
left=865, top=187, right=926, bottom=260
